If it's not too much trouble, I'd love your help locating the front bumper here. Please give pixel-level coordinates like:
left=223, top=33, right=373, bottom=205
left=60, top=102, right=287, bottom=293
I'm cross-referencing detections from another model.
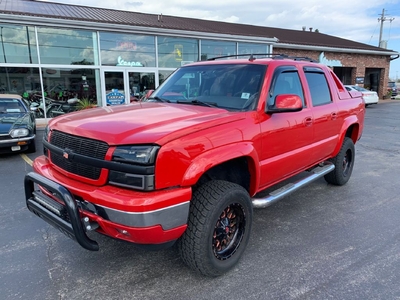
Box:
left=25, top=157, right=192, bottom=250
left=0, top=135, right=35, bottom=153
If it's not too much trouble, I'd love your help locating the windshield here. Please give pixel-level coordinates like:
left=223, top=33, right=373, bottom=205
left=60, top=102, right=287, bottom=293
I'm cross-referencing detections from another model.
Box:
left=147, top=64, right=266, bottom=111
left=0, top=98, right=27, bottom=113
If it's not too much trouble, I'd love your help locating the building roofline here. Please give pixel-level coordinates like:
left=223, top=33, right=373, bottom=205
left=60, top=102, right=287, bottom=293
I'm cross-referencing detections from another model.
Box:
left=275, top=43, right=399, bottom=56
left=0, top=0, right=396, bottom=55
left=0, top=13, right=278, bottom=44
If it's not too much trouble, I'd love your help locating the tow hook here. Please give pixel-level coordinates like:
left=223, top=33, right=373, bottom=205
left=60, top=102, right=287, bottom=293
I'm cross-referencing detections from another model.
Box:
left=82, top=217, right=99, bottom=232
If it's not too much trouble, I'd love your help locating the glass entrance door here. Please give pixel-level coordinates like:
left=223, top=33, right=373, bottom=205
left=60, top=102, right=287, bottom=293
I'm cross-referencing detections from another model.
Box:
left=128, top=71, right=156, bottom=102
left=103, top=70, right=126, bottom=106
left=102, top=69, right=156, bottom=106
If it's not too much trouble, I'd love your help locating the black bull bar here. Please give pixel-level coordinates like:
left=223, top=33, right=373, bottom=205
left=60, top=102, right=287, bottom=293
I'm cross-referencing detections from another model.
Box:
left=24, top=172, right=99, bottom=251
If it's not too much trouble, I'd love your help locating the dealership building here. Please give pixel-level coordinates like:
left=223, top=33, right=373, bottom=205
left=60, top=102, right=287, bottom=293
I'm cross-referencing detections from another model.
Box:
left=0, top=0, right=398, bottom=118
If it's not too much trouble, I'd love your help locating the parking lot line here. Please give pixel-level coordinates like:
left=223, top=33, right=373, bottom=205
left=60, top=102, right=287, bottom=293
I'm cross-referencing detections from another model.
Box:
left=20, top=153, right=33, bottom=166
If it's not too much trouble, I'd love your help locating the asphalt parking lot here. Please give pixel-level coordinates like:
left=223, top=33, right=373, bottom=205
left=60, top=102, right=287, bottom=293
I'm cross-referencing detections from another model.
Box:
left=1, top=100, right=400, bottom=300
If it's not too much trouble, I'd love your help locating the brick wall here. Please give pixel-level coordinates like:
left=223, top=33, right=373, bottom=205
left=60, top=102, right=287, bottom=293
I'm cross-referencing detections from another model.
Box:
left=274, top=48, right=391, bottom=98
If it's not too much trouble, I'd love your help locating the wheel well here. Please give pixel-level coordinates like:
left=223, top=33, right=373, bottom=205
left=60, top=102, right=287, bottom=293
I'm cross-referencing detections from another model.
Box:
left=195, top=157, right=251, bottom=193
left=345, top=124, right=359, bottom=143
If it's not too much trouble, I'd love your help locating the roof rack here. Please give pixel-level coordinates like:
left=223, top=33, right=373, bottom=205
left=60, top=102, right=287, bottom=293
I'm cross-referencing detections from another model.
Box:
left=206, top=53, right=317, bottom=62
left=273, top=54, right=317, bottom=62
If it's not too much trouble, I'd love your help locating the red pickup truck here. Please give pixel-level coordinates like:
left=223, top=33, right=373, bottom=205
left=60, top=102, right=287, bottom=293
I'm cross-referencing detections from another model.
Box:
left=25, top=55, right=365, bottom=277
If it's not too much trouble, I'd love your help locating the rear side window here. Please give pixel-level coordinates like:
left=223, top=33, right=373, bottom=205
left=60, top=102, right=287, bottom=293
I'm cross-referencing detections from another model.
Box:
left=304, top=71, right=332, bottom=106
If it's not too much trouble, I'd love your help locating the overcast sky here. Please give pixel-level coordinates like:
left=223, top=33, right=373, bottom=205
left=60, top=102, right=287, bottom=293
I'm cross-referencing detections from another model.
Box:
left=42, top=0, right=400, bottom=80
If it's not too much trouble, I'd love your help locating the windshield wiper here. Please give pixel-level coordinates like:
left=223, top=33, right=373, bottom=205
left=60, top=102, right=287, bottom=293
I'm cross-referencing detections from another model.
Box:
left=177, top=100, right=218, bottom=108
left=147, top=96, right=170, bottom=103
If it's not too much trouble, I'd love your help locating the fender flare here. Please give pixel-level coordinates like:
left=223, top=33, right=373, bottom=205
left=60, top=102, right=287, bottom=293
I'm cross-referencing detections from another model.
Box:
left=332, top=115, right=360, bottom=157
left=181, top=142, right=260, bottom=195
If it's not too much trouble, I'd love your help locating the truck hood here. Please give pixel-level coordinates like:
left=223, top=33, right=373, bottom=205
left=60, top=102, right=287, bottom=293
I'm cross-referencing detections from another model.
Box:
left=49, top=102, right=245, bottom=145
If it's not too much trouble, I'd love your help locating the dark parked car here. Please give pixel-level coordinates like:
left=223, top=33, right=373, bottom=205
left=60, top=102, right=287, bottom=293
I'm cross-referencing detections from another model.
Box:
left=388, top=81, right=398, bottom=99
left=0, top=94, right=36, bottom=154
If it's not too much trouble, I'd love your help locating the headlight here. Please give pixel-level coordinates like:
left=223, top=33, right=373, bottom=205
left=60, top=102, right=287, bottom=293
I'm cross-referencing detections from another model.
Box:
left=43, top=125, right=50, bottom=157
left=10, top=128, right=29, bottom=138
left=43, top=125, right=50, bottom=141
left=112, top=145, right=159, bottom=165
left=110, top=145, right=159, bottom=190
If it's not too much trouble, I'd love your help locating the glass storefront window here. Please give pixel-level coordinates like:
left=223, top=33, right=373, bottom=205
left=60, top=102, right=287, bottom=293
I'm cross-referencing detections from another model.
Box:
left=158, top=70, right=174, bottom=86
left=128, top=72, right=155, bottom=101
left=238, top=43, right=270, bottom=57
left=37, top=27, right=97, bottom=65
left=158, top=37, right=199, bottom=68
left=41, top=68, right=98, bottom=101
left=200, top=40, right=236, bottom=61
left=0, top=67, right=43, bottom=117
left=0, top=24, right=38, bottom=64
left=41, top=68, right=100, bottom=117
left=0, top=67, right=40, bottom=95
left=100, top=32, right=156, bottom=67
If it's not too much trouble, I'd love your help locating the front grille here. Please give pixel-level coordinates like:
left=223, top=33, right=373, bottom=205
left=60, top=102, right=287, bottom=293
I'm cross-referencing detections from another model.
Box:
left=49, top=130, right=109, bottom=180
left=0, top=134, right=11, bottom=140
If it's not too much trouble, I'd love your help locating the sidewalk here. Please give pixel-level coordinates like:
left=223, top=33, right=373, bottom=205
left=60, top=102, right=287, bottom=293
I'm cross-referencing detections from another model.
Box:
left=379, top=95, right=400, bottom=103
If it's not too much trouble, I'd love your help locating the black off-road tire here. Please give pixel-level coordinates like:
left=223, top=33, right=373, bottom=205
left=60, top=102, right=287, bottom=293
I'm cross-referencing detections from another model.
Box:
left=324, top=137, right=355, bottom=186
left=177, top=180, right=253, bottom=277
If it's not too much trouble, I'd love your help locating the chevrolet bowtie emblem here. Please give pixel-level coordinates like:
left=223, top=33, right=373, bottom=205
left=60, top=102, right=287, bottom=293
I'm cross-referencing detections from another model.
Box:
left=63, top=148, right=74, bottom=161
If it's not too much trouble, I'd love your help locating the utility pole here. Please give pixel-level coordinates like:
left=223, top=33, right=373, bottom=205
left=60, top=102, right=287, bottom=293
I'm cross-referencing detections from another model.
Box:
left=378, top=8, right=395, bottom=48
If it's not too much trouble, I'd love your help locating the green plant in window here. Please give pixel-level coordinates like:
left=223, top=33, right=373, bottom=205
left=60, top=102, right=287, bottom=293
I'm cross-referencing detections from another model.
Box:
left=77, top=98, right=96, bottom=110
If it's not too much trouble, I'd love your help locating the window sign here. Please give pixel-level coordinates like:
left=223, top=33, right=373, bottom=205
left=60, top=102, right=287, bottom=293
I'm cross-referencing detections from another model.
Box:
left=106, top=89, right=125, bottom=105
left=117, top=41, right=137, bottom=50
left=175, top=45, right=183, bottom=61
left=116, top=56, right=143, bottom=67
left=158, top=37, right=198, bottom=68
left=100, top=32, right=156, bottom=67
left=355, top=77, right=364, bottom=84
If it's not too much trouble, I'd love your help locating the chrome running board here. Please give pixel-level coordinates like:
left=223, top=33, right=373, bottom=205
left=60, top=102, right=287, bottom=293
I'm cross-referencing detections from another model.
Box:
left=252, top=162, right=335, bottom=208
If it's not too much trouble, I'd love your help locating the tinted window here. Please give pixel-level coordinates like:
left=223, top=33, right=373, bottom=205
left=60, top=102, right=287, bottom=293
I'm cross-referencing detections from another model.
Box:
left=268, top=70, right=305, bottom=106
left=304, top=71, right=332, bottom=106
